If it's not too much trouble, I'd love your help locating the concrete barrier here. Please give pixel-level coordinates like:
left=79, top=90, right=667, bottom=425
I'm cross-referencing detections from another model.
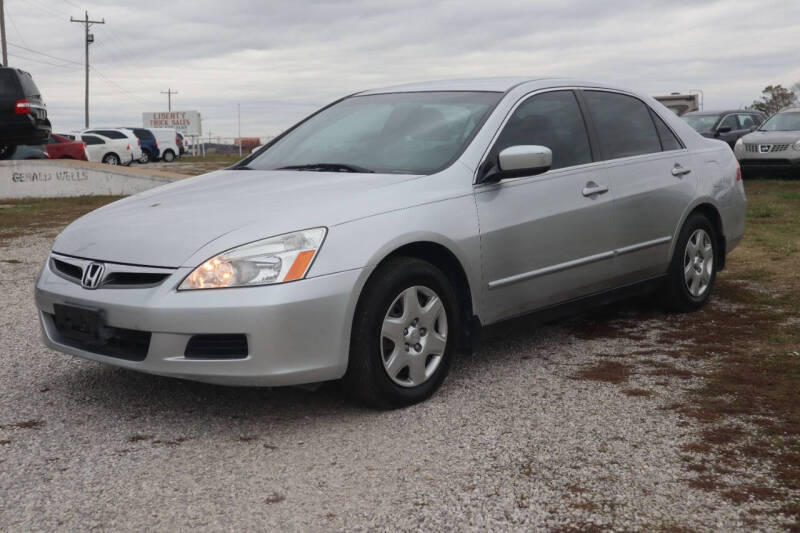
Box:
left=0, top=159, right=186, bottom=199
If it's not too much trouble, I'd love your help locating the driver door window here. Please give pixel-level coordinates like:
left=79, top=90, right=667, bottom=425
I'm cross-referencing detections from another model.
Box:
left=493, top=90, right=592, bottom=171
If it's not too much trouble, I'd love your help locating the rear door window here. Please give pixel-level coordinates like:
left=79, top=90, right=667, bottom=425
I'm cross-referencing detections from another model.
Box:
left=650, top=111, right=683, bottom=151
left=494, top=90, right=592, bottom=170
left=583, top=91, right=661, bottom=160
left=82, top=135, right=103, bottom=145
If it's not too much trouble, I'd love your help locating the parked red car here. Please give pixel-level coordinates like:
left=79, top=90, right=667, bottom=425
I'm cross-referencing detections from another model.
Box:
left=43, top=133, right=89, bottom=160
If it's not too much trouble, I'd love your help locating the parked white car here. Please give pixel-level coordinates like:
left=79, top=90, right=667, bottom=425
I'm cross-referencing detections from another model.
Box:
left=80, top=128, right=142, bottom=162
left=149, top=127, right=180, bottom=162
left=79, top=132, right=135, bottom=165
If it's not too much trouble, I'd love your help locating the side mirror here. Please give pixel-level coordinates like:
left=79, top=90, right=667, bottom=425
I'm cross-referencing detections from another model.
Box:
left=483, top=145, right=552, bottom=183
left=716, top=126, right=732, bottom=135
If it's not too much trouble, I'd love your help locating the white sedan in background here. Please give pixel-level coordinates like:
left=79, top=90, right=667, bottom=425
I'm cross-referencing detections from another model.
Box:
left=80, top=132, right=135, bottom=165
left=80, top=128, right=142, bottom=162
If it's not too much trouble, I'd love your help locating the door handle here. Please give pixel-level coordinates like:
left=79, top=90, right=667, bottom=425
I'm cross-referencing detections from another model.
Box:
left=582, top=182, right=609, bottom=197
left=672, top=164, right=692, bottom=177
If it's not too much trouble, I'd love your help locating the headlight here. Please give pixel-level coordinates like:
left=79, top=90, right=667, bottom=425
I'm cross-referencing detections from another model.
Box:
left=179, top=227, right=326, bottom=290
left=735, top=138, right=743, bottom=146
left=793, top=140, right=800, bottom=151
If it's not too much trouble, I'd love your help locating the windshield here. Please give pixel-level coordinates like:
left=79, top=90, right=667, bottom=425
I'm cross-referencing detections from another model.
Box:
left=246, top=91, right=502, bottom=174
left=760, top=112, right=800, bottom=132
left=683, top=114, right=719, bottom=133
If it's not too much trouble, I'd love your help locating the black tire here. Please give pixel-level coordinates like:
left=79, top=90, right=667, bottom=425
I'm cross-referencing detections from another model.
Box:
left=102, top=153, right=120, bottom=165
left=139, top=150, right=151, bottom=164
left=342, top=257, right=460, bottom=408
left=162, top=149, right=175, bottom=162
left=0, top=145, right=17, bottom=160
left=661, top=212, right=718, bottom=312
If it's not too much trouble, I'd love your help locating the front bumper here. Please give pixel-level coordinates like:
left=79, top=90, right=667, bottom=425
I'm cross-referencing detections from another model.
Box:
left=35, top=257, right=365, bottom=386
left=735, top=145, right=800, bottom=176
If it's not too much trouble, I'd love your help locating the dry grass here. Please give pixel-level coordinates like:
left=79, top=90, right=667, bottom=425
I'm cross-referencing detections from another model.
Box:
left=0, top=196, right=122, bottom=244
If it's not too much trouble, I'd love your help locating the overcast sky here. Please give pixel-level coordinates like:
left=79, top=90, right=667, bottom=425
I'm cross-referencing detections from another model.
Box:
left=5, top=0, right=800, bottom=139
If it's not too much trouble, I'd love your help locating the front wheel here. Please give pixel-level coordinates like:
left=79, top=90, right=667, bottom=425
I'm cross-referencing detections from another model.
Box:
left=661, top=212, right=718, bottom=312
left=343, top=257, right=459, bottom=408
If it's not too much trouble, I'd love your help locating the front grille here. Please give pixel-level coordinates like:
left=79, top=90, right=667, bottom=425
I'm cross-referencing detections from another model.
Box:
left=746, top=143, right=790, bottom=153
left=50, top=253, right=174, bottom=289
left=52, top=258, right=82, bottom=281
left=185, top=334, right=248, bottom=359
left=47, top=312, right=150, bottom=361
left=103, top=272, right=170, bottom=287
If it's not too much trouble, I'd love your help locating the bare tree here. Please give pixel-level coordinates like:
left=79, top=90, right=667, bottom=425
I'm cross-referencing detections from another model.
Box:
left=749, top=84, right=798, bottom=115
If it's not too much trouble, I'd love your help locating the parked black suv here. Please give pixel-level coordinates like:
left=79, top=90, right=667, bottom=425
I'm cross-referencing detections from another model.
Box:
left=682, top=110, right=766, bottom=149
left=0, top=67, right=51, bottom=159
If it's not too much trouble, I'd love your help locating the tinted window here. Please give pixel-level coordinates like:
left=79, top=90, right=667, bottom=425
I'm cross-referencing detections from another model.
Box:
left=0, top=70, right=20, bottom=97
left=651, top=112, right=683, bottom=151
left=494, top=90, right=592, bottom=170
left=752, top=114, right=765, bottom=125
left=17, top=72, right=41, bottom=98
left=88, top=129, right=126, bottom=139
left=718, top=114, right=738, bottom=130
left=584, top=91, right=661, bottom=159
left=248, top=91, right=502, bottom=175
left=132, top=128, right=155, bottom=140
left=82, top=135, right=103, bottom=145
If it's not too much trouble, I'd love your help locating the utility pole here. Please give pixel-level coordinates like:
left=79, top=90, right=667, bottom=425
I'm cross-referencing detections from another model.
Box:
left=0, top=0, right=8, bottom=66
left=161, top=88, right=177, bottom=111
left=71, top=11, right=104, bottom=128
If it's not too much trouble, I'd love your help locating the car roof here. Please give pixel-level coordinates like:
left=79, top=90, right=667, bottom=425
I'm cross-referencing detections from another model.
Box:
left=684, top=110, right=760, bottom=116
left=778, top=107, right=800, bottom=114
left=355, top=77, right=619, bottom=95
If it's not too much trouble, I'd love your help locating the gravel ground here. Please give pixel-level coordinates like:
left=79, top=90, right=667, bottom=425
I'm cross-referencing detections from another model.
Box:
left=0, top=232, right=790, bottom=531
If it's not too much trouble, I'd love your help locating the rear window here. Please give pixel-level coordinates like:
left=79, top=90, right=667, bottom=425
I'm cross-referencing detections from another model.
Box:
left=0, top=70, right=20, bottom=97
left=584, top=91, right=662, bottom=160
left=133, top=129, right=155, bottom=141
left=18, top=73, right=41, bottom=98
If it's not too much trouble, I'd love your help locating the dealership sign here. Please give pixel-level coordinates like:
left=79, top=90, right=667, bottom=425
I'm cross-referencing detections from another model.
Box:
left=143, top=111, right=202, bottom=136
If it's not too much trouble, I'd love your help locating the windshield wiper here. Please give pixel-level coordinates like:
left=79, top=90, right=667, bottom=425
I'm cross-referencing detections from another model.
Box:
left=276, top=163, right=374, bottom=173
left=231, top=164, right=252, bottom=170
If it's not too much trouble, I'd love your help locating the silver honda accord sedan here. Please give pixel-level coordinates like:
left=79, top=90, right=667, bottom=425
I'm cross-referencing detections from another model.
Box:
left=35, top=77, right=746, bottom=407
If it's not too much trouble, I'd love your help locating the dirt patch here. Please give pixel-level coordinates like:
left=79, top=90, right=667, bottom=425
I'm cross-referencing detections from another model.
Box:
left=0, top=419, right=43, bottom=430
left=571, top=360, right=632, bottom=384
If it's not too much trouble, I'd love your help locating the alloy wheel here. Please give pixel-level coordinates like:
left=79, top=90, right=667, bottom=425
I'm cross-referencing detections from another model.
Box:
left=683, top=228, right=713, bottom=297
left=380, top=285, right=448, bottom=388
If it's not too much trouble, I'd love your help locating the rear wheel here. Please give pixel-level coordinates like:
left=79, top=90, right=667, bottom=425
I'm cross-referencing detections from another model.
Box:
left=139, top=150, right=151, bottom=164
left=162, top=150, right=175, bottom=162
left=661, top=212, right=718, bottom=312
left=343, top=257, right=459, bottom=408
left=102, top=153, right=120, bottom=165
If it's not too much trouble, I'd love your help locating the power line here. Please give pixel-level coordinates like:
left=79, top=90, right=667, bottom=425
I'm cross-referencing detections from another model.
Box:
left=91, top=66, right=158, bottom=106
left=7, top=42, right=82, bottom=66
left=5, top=3, right=26, bottom=49
left=7, top=51, right=78, bottom=69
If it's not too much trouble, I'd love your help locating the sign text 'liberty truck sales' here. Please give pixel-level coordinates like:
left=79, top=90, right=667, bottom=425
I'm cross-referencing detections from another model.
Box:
left=143, top=111, right=202, bottom=136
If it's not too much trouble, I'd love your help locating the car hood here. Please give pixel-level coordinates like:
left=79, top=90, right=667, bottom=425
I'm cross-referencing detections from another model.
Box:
left=53, top=169, right=421, bottom=267
left=741, top=130, right=800, bottom=144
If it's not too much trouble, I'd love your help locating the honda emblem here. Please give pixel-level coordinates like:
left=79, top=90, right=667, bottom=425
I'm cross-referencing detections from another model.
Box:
left=81, top=262, right=105, bottom=289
